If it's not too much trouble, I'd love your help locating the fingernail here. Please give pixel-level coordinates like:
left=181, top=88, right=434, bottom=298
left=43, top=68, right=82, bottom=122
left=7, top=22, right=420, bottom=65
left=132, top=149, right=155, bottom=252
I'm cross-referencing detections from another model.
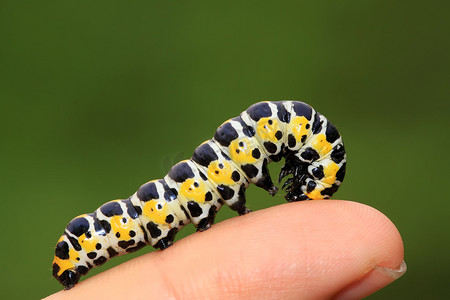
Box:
left=334, top=260, right=407, bottom=300
left=374, top=260, right=407, bottom=280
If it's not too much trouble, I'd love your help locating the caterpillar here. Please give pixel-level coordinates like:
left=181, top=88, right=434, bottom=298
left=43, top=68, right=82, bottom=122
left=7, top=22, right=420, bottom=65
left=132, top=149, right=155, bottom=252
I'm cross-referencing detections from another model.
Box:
left=52, top=101, right=346, bottom=289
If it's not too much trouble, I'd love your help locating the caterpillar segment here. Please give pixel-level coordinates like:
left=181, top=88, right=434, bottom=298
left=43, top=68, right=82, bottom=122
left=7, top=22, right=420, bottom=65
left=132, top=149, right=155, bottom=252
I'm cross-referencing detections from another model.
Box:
left=191, top=140, right=250, bottom=216
left=52, top=100, right=347, bottom=289
left=213, top=116, right=278, bottom=197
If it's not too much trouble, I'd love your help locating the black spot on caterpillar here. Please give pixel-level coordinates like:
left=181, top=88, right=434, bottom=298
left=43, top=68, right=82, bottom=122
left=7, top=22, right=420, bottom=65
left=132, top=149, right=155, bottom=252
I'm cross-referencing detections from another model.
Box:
left=52, top=101, right=346, bottom=289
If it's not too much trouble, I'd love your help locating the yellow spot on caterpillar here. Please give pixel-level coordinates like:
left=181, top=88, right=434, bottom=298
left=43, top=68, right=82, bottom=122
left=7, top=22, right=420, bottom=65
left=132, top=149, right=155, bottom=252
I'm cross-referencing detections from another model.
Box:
left=207, top=161, right=235, bottom=185
left=290, top=116, right=309, bottom=143
left=306, top=188, right=325, bottom=200
left=322, top=162, right=339, bottom=185
left=79, top=233, right=98, bottom=252
left=143, top=200, right=170, bottom=225
left=311, top=134, right=332, bottom=157
left=256, top=117, right=280, bottom=142
left=229, top=138, right=257, bottom=164
left=179, top=178, right=207, bottom=204
left=110, top=216, right=133, bottom=240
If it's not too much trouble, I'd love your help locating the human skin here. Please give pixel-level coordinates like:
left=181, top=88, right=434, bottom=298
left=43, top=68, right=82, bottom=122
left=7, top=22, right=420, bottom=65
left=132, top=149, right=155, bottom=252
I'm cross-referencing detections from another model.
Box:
left=45, top=200, right=406, bottom=300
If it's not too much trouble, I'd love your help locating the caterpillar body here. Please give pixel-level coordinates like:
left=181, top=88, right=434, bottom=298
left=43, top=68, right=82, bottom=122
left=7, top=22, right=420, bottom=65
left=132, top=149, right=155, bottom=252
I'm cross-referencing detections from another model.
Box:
left=52, top=101, right=346, bottom=289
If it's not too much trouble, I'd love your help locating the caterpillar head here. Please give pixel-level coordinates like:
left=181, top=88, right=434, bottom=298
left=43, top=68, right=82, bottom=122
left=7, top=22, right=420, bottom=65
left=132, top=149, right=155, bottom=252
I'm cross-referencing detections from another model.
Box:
left=52, top=237, right=84, bottom=289
left=52, top=215, right=95, bottom=290
left=52, top=265, right=81, bottom=290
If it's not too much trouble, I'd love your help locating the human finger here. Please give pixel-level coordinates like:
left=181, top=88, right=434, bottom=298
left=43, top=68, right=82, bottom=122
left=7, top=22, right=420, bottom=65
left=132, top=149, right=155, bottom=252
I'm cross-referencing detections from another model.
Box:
left=45, top=200, right=405, bottom=300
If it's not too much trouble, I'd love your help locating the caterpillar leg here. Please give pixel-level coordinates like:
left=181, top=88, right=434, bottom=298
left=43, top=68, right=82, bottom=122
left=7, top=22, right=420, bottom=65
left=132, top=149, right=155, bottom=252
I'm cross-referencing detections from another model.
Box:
left=196, top=206, right=219, bottom=231
left=228, top=184, right=252, bottom=215
left=154, top=228, right=178, bottom=250
left=254, top=158, right=278, bottom=196
left=279, top=152, right=311, bottom=201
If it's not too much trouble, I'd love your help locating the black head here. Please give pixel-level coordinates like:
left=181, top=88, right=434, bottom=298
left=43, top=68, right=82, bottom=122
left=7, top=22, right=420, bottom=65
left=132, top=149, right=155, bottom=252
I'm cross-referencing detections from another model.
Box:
left=53, top=263, right=81, bottom=290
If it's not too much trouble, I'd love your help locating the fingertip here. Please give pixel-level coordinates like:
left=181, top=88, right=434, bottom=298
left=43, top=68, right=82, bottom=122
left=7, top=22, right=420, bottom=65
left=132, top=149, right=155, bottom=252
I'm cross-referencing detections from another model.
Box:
left=318, top=200, right=406, bottom=300
left=329, top=200, right=405, bottom=269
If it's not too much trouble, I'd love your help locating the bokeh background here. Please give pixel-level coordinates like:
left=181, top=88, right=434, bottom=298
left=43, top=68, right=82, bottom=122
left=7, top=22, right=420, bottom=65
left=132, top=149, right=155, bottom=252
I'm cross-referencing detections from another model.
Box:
left=1, top=1, right=448, bottom=299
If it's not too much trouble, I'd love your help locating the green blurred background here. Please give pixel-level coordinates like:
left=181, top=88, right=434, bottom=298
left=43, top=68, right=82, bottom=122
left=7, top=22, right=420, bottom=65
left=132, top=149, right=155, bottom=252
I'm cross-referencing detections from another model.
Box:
left=1, top=1, right=448, bottom=299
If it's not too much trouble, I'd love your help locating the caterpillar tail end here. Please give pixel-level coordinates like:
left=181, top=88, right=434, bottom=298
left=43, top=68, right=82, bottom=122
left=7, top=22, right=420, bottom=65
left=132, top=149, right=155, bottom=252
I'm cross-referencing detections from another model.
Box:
left=279, top=149, right=346, bottom=201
